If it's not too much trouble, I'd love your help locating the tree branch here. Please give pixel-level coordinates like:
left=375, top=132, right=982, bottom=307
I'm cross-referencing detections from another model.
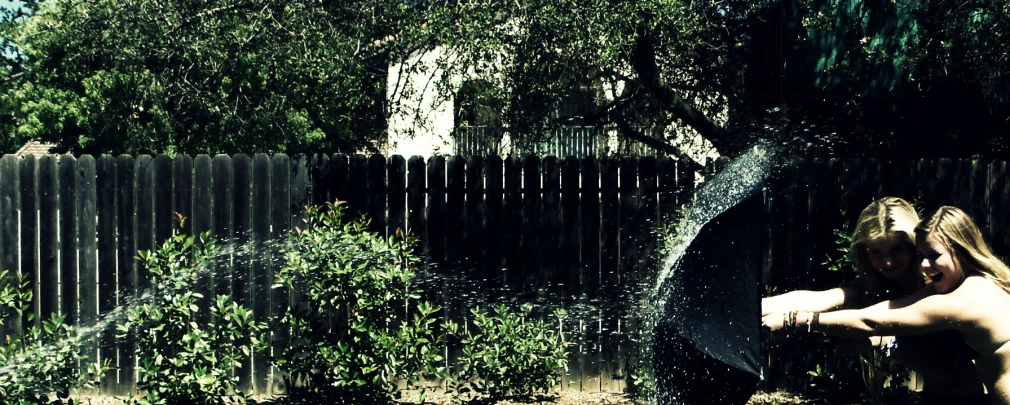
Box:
left=629, top=30, right=743, bottom=156
left=1, top=71, right=24, bottom=83
left=614, top=117, right=702, bottom=170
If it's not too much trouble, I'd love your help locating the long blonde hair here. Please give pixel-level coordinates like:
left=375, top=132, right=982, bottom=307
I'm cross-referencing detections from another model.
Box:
left=849, top=197, right=921, bottom=304
left=915, top=206, right=1010, bottom=294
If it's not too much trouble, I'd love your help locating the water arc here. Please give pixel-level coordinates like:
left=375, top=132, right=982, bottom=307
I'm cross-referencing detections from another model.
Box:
left=652, top=144, right=775, bottom=404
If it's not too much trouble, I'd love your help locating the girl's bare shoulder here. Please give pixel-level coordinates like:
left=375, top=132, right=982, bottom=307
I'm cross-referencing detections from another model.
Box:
left=951, top=276, right=1010, bottom=308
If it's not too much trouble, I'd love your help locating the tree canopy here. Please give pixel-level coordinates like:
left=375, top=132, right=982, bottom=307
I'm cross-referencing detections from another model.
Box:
left=782, top=0, right=1010, bottom=158
left=2, top=0, right=1008, bottom=158
left=1, top=0, right=418, bottom=154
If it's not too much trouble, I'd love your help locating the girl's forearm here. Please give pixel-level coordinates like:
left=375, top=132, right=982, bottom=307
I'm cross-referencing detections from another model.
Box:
left=814, top=310, right=877, bottom=337
left=768, top=310, right=875, bottom=337
left=762, top=289, right=848, bottom=315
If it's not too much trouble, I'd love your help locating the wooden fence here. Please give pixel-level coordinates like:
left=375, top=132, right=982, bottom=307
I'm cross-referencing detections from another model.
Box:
left=0, top=153, right=700, bottom=396
left=2, top=153, right=1008, bottom=396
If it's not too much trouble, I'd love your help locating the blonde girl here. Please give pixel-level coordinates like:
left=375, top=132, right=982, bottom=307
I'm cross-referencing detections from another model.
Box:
left=762, top=197, right=924, bottom=315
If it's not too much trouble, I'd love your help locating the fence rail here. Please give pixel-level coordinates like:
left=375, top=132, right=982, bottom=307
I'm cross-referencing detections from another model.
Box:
left=1, top=154, right=1008, bottom=396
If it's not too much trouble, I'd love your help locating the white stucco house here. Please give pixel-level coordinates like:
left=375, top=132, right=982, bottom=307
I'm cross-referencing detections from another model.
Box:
left=384, top=45, right=723, bottom=166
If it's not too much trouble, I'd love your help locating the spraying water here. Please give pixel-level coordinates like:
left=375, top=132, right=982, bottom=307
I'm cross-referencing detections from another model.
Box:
left=653, top=142, right=779, bottom=306
left=647, top=141, right=781, bottom=405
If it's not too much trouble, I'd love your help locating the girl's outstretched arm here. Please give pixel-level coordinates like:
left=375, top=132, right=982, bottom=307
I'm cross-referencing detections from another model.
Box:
left=765, top=286, right=957, bottom=338
left=761, top=286, right=859, bottom=316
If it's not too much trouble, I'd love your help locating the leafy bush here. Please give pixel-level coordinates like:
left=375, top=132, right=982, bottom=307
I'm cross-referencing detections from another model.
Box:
left=0, top=270, right=105, bottom=405
left=119, top=219, right=268, bottom=405
left=449, top=304, right=569, bottom=400
left=274, top=200, right=445, bottom=402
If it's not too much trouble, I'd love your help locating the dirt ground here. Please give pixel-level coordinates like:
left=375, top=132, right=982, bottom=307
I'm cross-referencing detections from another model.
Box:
left=71, top=390, right=816, bottom=405
left=389, top=390, right=816, bottom=405
left=389, top=390, right=814, bottom=405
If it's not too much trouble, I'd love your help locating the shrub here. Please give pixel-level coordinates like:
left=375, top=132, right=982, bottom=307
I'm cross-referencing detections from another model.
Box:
left=118, top=218, right=268, bottom=405
left=274, top=200, right=445, bottom=402
left=450, top=304, right=569, bottom=400
left=0, top=270, right=105, bottom=405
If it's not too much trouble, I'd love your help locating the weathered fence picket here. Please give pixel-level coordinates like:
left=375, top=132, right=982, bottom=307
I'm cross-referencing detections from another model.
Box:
left=598, top=157, right=620, bottom=393
left=231, top=153, right=253, bottom=392
left=542, top=156, right=562, bottom=305
left=116, top=154, right=137, bottom=396
left=78, top=155, right=99, bottom=373
left=347, top=154, right=368, bottom=221
left=502, top=157, right=522, bottom=297
left=368, top=155, right=387, bottom=236
left=579, top=156, right=601, bottom=393
left=520, top=156, right=541, bottom=300
left=58, top=155, right=78, bottom=326
left=39, top=155, right=59, bottom=323
left=560, top=156, right=581, bottom=391
left=96, top=155, right=118, bottom=393
left=484, top=156, right=504, bottom=294
left=193, top=156, right=214, bottom=326
left=251, top=153, right=272, bottom=393
left=211, top=155, right=233, bottom=300
left=20, top=156, right=39, bottom=329
left=0, top=155, right=19, bottom=339
left=270, top=154, right=292, bottom=393
left=388, top=155, right=407, bottom=238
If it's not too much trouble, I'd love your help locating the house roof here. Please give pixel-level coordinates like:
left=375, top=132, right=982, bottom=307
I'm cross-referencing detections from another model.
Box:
left=14, top=140, right=56, bottom=157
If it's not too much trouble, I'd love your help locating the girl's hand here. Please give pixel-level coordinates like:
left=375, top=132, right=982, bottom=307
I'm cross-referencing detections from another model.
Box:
left=762, top=313, right=785, bottom=332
